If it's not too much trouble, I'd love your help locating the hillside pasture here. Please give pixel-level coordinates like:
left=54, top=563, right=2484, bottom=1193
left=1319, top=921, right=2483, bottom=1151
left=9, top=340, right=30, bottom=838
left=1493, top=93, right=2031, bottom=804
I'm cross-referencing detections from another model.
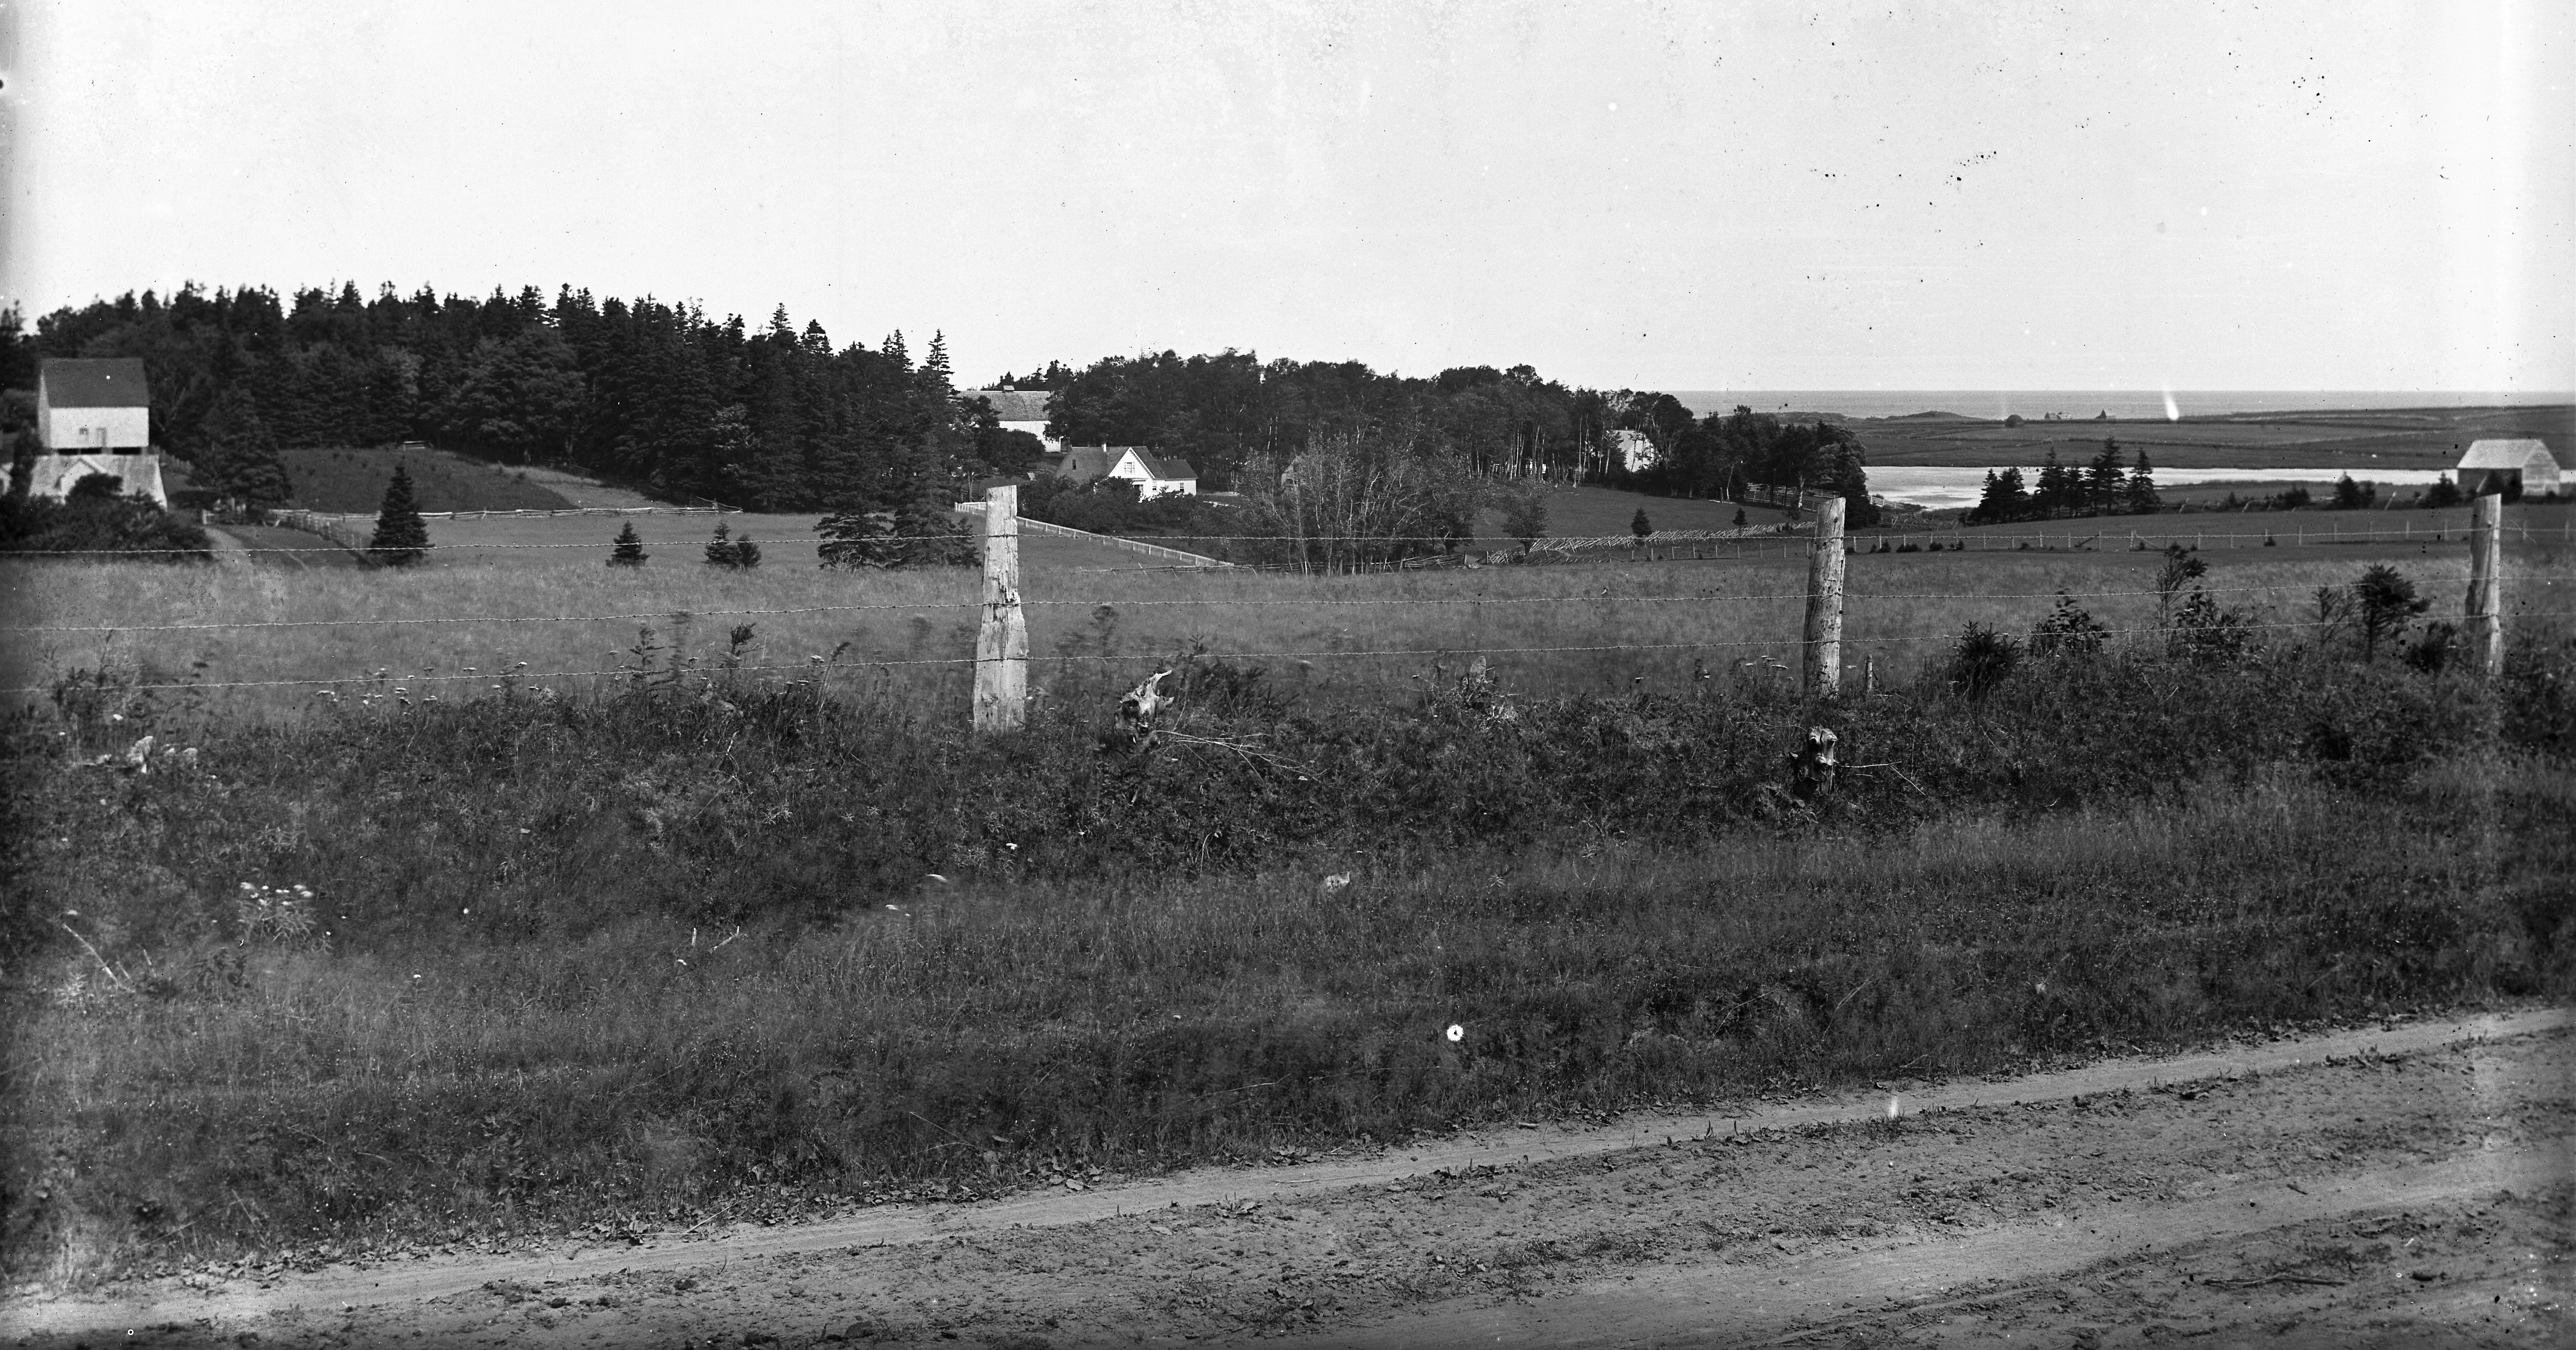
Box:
left=273, top=446, right=576, bottom=513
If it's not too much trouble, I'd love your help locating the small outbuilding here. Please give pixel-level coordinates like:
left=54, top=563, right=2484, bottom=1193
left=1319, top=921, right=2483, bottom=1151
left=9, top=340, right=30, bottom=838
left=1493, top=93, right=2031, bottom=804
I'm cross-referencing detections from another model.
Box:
left=2455, top=439, right=2559, bottom=498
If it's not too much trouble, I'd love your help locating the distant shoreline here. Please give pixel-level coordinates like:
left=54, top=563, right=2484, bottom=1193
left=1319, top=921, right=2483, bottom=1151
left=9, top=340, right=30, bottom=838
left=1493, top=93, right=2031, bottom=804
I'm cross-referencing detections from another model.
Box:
left=1669, top=390, right=2576, bottom=422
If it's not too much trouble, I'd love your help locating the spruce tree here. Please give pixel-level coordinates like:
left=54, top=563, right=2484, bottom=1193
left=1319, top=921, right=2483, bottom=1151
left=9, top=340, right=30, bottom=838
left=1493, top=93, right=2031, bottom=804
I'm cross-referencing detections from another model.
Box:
left=2126, top=451, right=2162, bottom=513
left=1630, top=507, right=1652, bottom=539
left=367, top=464, right=431, bottom=566
left=703, top=521, right=762, bottom=569
left=609, top=521, right=649, bottom=566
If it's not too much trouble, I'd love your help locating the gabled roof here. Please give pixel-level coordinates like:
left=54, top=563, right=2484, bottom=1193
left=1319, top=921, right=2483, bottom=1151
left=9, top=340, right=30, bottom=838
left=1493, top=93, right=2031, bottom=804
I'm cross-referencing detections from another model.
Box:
left=40, top=358, right=151, bottom=408
left=961, top=389, right=1054, bottom=423
left=1137, top=453, right=1197, bottom=482
left=1055, top=447, right=1134, bottom=482
left=2458, top=439, right=2555, bottom=470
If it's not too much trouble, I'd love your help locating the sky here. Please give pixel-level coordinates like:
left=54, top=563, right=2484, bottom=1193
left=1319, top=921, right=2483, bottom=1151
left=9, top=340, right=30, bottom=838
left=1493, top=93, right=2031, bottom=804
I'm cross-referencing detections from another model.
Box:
left=1, top=0, right=2569, bottom=393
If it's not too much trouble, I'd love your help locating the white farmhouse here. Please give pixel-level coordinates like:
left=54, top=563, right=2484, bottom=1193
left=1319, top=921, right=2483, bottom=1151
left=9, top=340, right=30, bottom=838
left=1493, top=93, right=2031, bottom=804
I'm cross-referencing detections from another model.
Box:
left=2455, top=439, right=2559, bottom=498
left=27, top=358, right=166, bottom=505
left=1054, top=445, right=1199, bottom=498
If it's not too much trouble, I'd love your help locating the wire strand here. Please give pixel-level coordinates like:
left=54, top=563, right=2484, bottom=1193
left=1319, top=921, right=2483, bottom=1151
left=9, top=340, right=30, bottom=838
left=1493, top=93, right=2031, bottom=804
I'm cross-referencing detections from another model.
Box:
left=19, top=612, right=2568, bottom=695
left=11, top=578, right=2557, bottom=636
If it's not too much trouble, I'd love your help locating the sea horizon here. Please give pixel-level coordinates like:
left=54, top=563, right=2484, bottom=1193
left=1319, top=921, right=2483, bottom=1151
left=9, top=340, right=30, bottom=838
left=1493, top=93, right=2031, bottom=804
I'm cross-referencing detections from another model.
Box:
left=1668, top=389, right=2576, bottom=422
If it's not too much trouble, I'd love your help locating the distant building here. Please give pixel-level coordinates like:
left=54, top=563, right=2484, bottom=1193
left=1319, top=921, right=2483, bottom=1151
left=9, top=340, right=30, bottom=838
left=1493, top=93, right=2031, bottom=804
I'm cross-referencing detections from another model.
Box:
left=1054, top=444, right=1198, bottom=498
left=37, top=358, right=151, bottom=452
left=1606, top=429, right=1659, bottom=473
left=26, top=358, right=165, bottom=505
left=2455, top=439, right=2560, bottom=498
left=960, top=388, right=1060, bottom=456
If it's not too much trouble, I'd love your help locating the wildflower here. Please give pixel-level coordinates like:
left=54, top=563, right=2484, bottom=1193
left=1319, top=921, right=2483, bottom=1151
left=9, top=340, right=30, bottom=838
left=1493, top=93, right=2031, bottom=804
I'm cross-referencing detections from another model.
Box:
left=1445, top=1023, right=1465, bottom=1043
left=1320, top=873, right=1352, bottom=893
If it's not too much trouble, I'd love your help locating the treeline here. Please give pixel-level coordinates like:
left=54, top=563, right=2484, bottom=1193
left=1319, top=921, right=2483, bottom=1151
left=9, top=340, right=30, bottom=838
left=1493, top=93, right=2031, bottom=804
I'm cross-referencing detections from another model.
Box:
left=0, top=285, right=1042, bottom=513
left=1965, top=439, right=2162, bottom=523
left=3, top=284, right=1877, bottom=521
left=1004, top=354, right=1876, bottom=521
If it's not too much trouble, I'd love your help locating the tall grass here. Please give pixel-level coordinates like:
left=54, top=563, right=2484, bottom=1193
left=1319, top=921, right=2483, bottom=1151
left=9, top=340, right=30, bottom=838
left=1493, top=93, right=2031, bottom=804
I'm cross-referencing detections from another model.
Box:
left=10, top=536, right=2568, bottom=720
left=4, top=624, right=2572, bottom=1283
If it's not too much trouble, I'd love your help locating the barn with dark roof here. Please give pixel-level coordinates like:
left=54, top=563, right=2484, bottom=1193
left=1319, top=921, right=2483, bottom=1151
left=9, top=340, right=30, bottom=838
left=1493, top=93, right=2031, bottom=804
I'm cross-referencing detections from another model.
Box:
left=37, top=358, right=152, bottom=452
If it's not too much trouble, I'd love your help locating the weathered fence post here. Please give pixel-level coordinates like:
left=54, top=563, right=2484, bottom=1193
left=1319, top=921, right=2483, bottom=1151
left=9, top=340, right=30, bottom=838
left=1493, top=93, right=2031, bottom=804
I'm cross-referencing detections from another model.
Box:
left=974, top=485, right=1029, bottom=733
left=1803, top=497, right=1848, bottom=698
left=2466, top=493, right=2504, bottom=676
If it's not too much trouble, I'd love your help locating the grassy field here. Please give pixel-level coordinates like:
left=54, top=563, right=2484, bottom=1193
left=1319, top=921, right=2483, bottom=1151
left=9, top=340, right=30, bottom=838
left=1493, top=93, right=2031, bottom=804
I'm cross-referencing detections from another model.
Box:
left=7, top=502, right=2573, bottom=720
left=1839, top=402, right=2576, bottom=471
left=8, top=474, right=2575, bottom=1284
left=5, top=610, right=2572, bottom=1282
left=1466, top=483, right=1792, bottom=546
left=274, top=447, right=576, bottom=513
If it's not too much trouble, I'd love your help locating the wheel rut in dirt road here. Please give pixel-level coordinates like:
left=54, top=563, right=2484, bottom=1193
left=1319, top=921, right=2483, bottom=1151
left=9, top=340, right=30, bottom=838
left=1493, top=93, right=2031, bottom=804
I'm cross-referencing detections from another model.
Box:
left=6, top=1007, right=2568, bottom=1347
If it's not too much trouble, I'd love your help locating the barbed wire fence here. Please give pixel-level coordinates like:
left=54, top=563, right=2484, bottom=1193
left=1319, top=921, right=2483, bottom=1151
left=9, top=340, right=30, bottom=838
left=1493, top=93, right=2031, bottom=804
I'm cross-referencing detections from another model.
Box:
left=1, top=489, right=2551, bottom=709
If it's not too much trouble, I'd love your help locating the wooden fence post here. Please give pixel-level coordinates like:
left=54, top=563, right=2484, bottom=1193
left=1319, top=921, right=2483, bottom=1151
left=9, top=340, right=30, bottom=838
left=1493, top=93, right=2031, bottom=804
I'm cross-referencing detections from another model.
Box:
left=974, top=485, right=1029, bottom=733
left=1803, top=497, right=1848, bottom=698
left=2466, top=493, right=2504, bottom=676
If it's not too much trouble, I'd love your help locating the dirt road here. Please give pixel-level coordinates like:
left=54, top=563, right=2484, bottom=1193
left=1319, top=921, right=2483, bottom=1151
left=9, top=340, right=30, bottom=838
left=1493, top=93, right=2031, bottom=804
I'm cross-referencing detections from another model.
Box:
left=8, top=1008, right=2568, bottom=1348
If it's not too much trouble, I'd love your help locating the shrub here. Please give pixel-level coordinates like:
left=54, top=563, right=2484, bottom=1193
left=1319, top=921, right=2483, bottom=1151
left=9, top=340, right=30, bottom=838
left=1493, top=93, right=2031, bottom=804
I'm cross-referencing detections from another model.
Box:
left=1945, top=622, right=2020, bottom=699
left=2152, top=544, right=2207, bottom=614
left=2167, top=588, right=2254, bottom=666
left=2352, top=563, right=2429, bottom=661
left=2027, top=592, right=2108, bottom=660
left=2404, top=620, right=2460, bottom=674
left=0, top=488, right=214, bottom=560
left=703, top=520, right=761, bottom=568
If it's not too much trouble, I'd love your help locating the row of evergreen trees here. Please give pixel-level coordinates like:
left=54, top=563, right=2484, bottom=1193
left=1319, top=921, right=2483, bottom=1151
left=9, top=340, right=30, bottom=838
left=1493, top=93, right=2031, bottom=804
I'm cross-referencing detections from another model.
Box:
left=1965, top=439, right=2162, bottom=523
left=0, top=286, right=1032, bottom=516
left=2, top=284, right=1879, bottom=521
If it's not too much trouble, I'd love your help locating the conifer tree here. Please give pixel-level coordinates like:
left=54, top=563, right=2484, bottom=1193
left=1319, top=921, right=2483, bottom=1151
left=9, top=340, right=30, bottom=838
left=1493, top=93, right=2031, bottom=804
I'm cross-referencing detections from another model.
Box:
left=366, top=464, right=430, bottom=566
left=2126, top=451, right=2162, bottom=513
left=608, top=521, right=648, bottom=566
left=1732, top=507, right=1747, bottom=527
left=1630, top=507, right=1652, bottom=539
left=704, top=520, right=738, bottom=566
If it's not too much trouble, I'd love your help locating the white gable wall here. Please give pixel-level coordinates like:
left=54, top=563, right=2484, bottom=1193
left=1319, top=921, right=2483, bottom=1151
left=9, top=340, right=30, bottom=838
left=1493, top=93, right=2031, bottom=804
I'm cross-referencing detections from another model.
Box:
left=37, top=400, right=150, bottom=452
left=1105, top=449, right=1196, bottom=498
left=998, top=419, right=1062, bottom=454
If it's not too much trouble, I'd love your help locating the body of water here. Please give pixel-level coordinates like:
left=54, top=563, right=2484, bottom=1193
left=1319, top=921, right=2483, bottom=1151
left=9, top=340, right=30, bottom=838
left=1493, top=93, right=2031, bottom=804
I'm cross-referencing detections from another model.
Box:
left=1869, top=466, right=2454, bottom=511
left=1670, top=390, right=2572, bottom=422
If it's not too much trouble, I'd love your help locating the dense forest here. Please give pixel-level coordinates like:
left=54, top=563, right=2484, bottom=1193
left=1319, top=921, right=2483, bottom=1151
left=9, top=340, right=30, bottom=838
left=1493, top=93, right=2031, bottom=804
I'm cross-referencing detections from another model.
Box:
left=0, top=284, right=1876, bottom=523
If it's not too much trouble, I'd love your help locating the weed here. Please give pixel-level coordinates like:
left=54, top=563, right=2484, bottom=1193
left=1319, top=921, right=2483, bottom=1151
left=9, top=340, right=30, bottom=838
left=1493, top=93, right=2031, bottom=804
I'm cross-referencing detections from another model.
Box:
left=1945, top=623, right=2020, bottom=699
